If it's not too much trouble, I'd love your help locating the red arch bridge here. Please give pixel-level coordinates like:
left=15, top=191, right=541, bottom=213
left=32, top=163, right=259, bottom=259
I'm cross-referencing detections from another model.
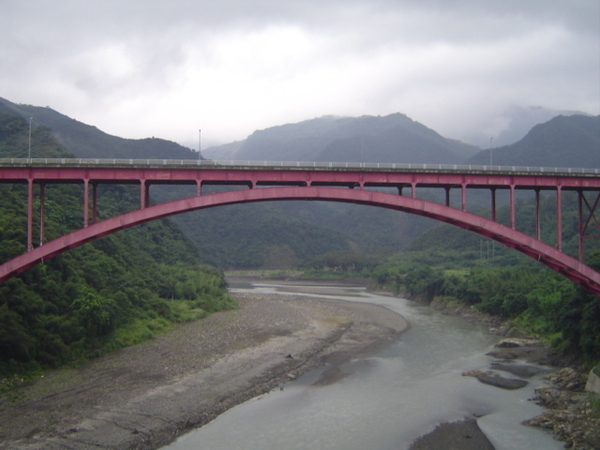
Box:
left=0, top=158, right=599, bottom=296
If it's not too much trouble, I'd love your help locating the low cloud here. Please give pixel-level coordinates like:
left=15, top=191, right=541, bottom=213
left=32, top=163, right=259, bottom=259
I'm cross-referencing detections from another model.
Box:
left=1, top=0, right=598, bottom=148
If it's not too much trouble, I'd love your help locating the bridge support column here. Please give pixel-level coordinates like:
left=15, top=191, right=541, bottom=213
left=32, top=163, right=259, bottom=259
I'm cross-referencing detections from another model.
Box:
left=510, top=185, right=516, bottom=229
left=491, top=188, right=497, bottom=222
left=445, top=187, right=450, bottom=207
left=140, top=180, right=149, bottom=209
left=556, top=186, right=562, bottom=251
left=92, top=182, right=98, bottom=224
left=27, top=179, right=33, bottom=252
left=39, top=183, right=45, bottom=246
left=535, top=189, right=541, bottom=240
left=411, top=182, right=416, bottom=198
left=579, top=191, right=584, bottom=262
left=83, top=179, right=89, bottom=228
left=461, top=184, right=467, bottom=211
left=196, top=180, right=202, bottom=196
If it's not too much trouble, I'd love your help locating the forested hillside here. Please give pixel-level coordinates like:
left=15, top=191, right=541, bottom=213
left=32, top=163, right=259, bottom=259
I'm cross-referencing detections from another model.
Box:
left=0, top=98, right=196, bottom=160
left=367, top=249, right=600, bottom=363
left=0, top=114, right=235, bottom=377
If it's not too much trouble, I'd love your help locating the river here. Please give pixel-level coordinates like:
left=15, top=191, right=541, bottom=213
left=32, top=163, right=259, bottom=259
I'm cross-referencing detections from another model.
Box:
left=164, top=282, right=562, bottom=450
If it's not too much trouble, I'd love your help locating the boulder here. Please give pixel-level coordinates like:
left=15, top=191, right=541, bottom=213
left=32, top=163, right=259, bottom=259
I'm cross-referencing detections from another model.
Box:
left=494, top=338, right=540, bottom=348
left=490, top=362, right=543, bottom=378
left=585, top=366, right=600, bottom=395
left=409, top=418, right=496, bottom=450
left=477, top=374, right=528, bottom=390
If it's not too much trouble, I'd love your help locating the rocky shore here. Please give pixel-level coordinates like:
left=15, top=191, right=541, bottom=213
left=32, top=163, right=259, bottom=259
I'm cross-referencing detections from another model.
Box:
left=0, top=292, right=408, bottom=449
left=425, top=295, right=600, bottom=450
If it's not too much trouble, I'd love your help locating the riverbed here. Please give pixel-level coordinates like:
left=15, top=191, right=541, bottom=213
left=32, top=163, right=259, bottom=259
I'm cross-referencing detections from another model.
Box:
left=165, top=281, right=563, bottom=450
left=0, top=285, right=407, bottom=449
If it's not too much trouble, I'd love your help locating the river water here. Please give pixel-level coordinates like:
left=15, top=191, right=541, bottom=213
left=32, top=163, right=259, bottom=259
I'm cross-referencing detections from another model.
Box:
left=165, top=282, right=562, bottom=450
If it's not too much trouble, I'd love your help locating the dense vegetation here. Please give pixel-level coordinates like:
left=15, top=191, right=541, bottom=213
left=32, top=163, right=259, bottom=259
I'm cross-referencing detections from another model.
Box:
left=0, top=114, right=235, bottom=378
left=369, top=251, right=600, bottom=364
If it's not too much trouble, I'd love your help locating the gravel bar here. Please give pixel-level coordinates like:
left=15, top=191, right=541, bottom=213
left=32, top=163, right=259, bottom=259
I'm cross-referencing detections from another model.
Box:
left=0, top=292, right=408, bottom=449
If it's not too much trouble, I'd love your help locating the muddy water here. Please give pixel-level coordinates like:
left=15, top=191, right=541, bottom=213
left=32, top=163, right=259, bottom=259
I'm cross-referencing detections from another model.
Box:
left=165, top=283, right=562, bottom=450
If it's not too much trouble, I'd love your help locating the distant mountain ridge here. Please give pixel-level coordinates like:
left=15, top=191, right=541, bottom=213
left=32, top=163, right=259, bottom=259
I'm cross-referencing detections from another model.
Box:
left=0, top=97, right=195, bottom=159
left=467, top=115, right=600, bottom=168
left=220, top=113, right=480, bottom=164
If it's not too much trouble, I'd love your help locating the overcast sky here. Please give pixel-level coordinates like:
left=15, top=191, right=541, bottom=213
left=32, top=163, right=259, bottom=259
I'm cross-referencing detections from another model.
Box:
left=2, top=0, right=599, bottom=149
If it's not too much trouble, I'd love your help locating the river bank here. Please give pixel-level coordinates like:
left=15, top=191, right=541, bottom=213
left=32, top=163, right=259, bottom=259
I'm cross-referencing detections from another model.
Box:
left=422, top=295, right=600, bottom=449
left=0, top=292, right=408, bottom=449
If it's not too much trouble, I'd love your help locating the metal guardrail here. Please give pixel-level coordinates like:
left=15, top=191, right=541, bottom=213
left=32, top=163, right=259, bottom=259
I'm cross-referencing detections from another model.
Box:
left=0, top=158, right=598, bottom=175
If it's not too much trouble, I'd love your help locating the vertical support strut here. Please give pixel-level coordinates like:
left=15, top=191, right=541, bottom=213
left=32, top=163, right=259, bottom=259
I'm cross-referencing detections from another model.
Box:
left=578, top=190, right=584, bottom=262
left=509, top=185, right=516, bottom=229
left=83, top=179, right=89, bottom=228
left=461, top=184, right=466, bottom=211
left=27, top=178, right=34, bottom=252
left=535, top=189, right=541, bottom=240
left=556, top=186, right=562, bottom=252
left=140, top=180, right=148, bottom=209
left=196, top=180, right=202, bottom=196
left=411, top=182, right=416, bottom=198
left=39, top=183, right=45, bottom=246
left=92, top=182, right=98, bottom=224
left=445, top=187, right=451, bottom=207
left=490, top=188, right=496, bottom=222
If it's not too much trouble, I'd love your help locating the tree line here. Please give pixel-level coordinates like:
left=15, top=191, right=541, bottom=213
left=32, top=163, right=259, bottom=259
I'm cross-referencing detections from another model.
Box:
left=0, top=114, right=235, bottom=379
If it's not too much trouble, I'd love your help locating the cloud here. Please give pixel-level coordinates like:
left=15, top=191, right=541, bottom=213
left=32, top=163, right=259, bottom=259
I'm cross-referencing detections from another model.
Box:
left=1, top=0, right=598, bottom=148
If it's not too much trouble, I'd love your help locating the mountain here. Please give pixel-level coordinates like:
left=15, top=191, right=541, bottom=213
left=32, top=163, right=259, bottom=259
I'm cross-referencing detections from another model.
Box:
left=495, top=106, right=591, bottom=148
left=466, top=115, right=600, bottom=168
left=460, top=105, right=590, bottom=148
left=413, top=115, right=600, bottom=261
left=219, top=113, right=479, bottom=163
left=0, top=97, right=196, bottom=159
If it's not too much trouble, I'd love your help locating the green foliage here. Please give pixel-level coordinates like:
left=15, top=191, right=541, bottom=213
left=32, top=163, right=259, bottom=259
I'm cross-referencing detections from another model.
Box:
left=0, top=114, right=236, bottom=378
left=71, top=292, right=120, bottom=337
left=369, top=249, right=600, bottom=361
left=403, top=266, right=444, bottom=301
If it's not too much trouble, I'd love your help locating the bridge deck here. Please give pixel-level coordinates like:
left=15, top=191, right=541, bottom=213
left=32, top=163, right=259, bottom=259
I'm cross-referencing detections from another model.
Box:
left=0, top=157, right=598, bottom=176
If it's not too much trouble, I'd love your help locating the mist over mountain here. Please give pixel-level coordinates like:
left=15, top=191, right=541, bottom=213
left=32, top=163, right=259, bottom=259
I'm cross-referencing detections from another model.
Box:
left=460, top=105, right=590, bottom=149
left=210, top=113, right=479, bottom=164
left=466, top=114, right=600, bottom=168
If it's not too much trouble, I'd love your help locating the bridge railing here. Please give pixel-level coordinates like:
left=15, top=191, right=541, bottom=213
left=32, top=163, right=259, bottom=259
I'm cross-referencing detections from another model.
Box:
left=0, top=158, right=598, bottom=175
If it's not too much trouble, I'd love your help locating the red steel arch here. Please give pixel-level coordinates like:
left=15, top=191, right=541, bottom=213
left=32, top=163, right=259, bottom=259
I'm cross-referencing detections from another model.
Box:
left=1, top=186, right=599, bottom=296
